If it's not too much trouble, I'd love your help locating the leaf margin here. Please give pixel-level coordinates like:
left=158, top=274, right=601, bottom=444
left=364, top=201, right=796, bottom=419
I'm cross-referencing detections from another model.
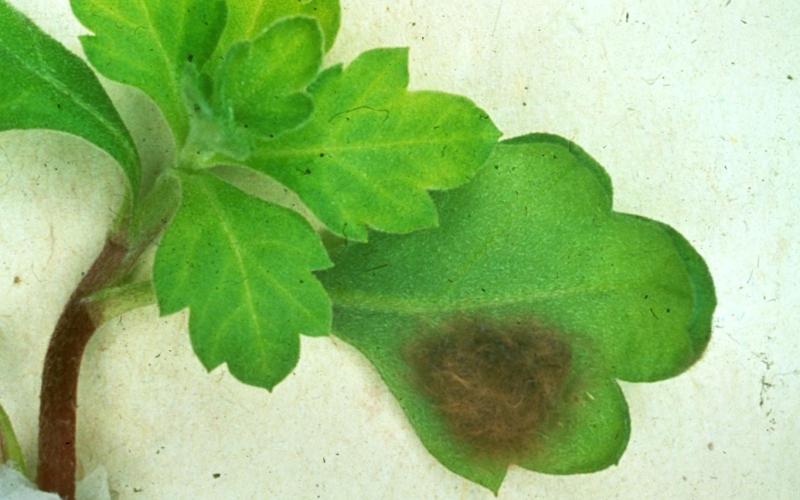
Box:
left=152, top=168, right=333, bottom=390
left=320, top=133, right=716, bottom=491
left=0, top=0, right=141, bottom=198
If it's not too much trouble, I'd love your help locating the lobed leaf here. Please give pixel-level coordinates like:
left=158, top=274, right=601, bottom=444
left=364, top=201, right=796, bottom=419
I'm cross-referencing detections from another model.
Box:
left=153, top=170, right=332, bottom=390
left=216, top=17, right=324, bottom=138
left=248, top=48, right=502, bottom=241
left=0, top=0, right=140, bottom=196
left=209, top=0, right=340, bottom=72
left=71, top=0, right=227, bottom=144
left=320, top=135, right=715, bottom=491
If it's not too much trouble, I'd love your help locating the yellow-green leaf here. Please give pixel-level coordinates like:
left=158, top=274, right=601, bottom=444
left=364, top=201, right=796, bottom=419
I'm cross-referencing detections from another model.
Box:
left=209, top=0, right=339, bottom=72
left=217, top=17, right=323, bottom=137
left=249, top=48, right=501, bottom=241
left=71, top=0, right=227, bottom=144
left=153, top=170, right=332, bottom=389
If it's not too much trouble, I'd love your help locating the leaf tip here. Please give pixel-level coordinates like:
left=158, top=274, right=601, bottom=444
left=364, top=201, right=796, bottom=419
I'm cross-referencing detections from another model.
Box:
left=356, top=46, right=410, bottom=71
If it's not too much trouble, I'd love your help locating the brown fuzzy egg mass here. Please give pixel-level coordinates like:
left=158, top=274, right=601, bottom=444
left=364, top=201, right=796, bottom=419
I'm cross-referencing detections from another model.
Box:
left=404, top=319, right=573, bottom=457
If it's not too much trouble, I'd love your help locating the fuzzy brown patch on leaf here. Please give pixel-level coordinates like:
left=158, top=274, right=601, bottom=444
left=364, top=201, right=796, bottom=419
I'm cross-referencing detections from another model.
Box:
left=405, top=319, right=573, bottom=458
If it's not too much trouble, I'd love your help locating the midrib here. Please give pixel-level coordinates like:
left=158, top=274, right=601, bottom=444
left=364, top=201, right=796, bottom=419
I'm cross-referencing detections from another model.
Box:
left=328, top=282, right=636, bottom=316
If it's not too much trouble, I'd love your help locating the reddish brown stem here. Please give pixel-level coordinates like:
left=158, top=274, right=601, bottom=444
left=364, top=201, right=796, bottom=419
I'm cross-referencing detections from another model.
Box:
left=37, top=239, right=127, bottom=499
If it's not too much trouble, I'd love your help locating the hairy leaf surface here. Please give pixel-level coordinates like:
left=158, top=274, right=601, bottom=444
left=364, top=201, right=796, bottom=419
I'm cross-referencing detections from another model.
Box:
left=249, top=48, right=501, bottom=241
left=71, top=0, right=227, bottom=144
left=153, top=171, right=332, bottom=390
left=320, top=135, right=715, bottom=491
left=0, top=1, right=140, bottom=195
left=210, top=0, right=340, bottom=71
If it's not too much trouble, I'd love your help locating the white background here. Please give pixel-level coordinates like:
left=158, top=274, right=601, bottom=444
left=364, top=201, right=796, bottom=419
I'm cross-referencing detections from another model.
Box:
left=1, top=1, right=798, bottom=498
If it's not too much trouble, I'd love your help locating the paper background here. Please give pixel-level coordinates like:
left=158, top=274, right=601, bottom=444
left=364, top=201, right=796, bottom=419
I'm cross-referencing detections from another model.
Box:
left=1, top=1, right=797, bottom=498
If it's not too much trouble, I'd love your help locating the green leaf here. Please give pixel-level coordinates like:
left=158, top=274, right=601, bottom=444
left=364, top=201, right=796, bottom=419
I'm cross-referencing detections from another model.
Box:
left=210, top=0, right=340, bottom=72
left=0, top=402, right=28, bottom=479
left=248, top=48, right=501, bottom=241
left=71, top=0, right=227, bottom=144
left=320, top=135, right=715, bottom=491
left=153, top=170, right=332, bottom=390
left=0, top=1, right=140, bottom=196
left=216, top=17, right=323, bottom=138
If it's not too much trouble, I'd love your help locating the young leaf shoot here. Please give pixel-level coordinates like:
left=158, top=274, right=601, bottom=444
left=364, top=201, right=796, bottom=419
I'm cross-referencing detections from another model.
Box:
left=0, top=0, right=715, bottom=498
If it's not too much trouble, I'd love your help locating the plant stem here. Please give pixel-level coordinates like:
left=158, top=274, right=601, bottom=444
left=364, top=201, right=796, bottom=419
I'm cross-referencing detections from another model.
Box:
left=35, top=169, right=176, bottom=498
left=36, top=238, right=128, bottom=499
